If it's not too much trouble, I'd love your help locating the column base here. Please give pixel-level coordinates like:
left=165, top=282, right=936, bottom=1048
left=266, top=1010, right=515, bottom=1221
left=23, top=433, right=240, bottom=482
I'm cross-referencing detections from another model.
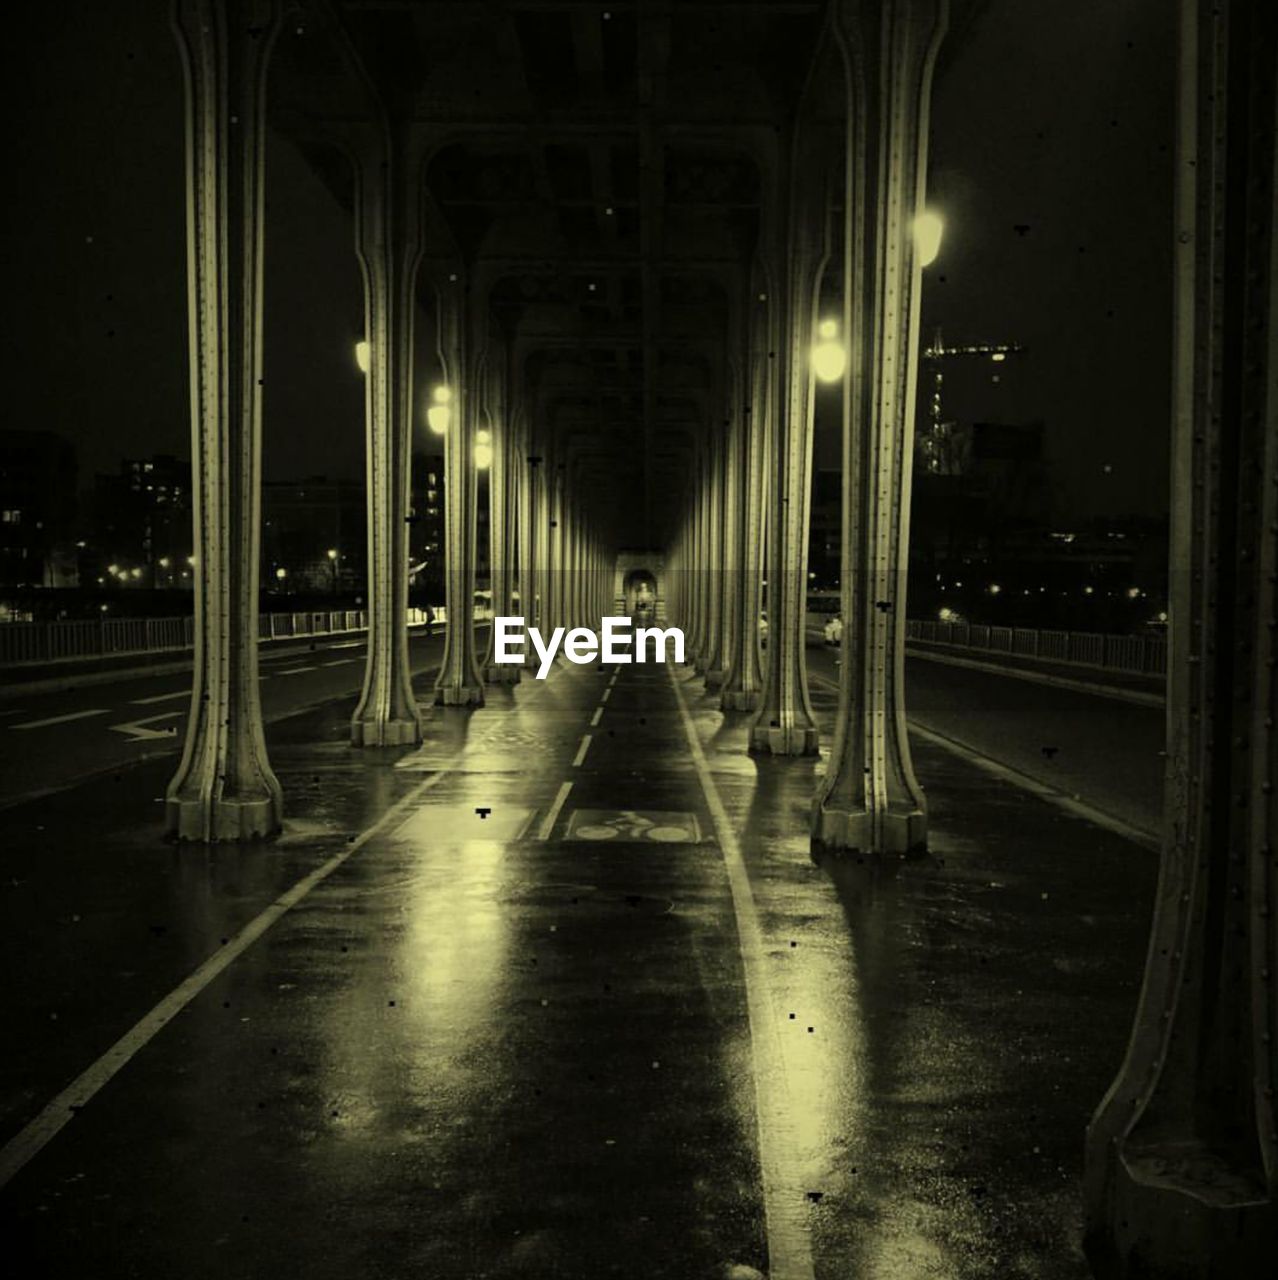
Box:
left=350, top=715, right=422, bottom=747
left=435, top=683, right=485, bottom=707
left=1084, top=1146, right=1272, bottom=1280
left=484, top=663, right=521, bottom=684
left=720, top=687, right=761, bottom=711
left=704, top=667, right=726, bottom=689
left=748, top=722, right=820, bottom=756
left=810, top=802, right=927, bottom=856
left=165, top=791, right=282, bottom=843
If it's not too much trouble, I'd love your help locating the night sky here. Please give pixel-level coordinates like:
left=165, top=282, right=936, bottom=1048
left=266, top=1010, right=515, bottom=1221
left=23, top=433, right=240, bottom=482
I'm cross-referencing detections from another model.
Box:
left=4, top=0, right=1172, bottom=520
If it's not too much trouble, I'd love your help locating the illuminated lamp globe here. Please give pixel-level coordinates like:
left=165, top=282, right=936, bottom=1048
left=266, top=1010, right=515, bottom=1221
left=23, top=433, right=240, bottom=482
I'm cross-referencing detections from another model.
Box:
left=812, top=318, right=846, bottom=383
left=913, top=210, right=944, bottom=268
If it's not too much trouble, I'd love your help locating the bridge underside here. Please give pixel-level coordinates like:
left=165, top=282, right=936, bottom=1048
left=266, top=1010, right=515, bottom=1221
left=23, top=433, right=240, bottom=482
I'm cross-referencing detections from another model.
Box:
left=1, top=1, right=1275, bottom=1276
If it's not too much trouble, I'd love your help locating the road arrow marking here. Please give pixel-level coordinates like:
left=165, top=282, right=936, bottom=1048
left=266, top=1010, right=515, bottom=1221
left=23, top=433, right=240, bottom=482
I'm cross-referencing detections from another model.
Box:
left=110, top=712, right=182, bottom=742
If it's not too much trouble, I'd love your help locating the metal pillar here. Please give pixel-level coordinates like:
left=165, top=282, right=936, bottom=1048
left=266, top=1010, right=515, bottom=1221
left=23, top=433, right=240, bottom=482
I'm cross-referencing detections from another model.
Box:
left=548, top=462, right=566, bottom=634
left=812, top=0, right=944, bottom=851
left=350, top=123, right=423, bottom=747
left=721, top=291, right=769, bottom=712
left=434, top=278, right=485, bottom=706
left=165, top=0, right=283, bottom=841
left=530, top=453, right=550, bottom=635
left=1084, top=2, right=1277, bottom=1272
left=747, top=133, right=822, bottom=757
left=485, top=347, right=519, bottom=683
left=690, top=451, right=709, bottom=659
left=700, top=427, right=726, bottom=685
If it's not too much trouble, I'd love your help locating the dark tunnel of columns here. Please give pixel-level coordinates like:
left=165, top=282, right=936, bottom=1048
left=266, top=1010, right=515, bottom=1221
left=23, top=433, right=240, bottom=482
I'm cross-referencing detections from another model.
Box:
left=138, top=0, right=1278, bottom=1273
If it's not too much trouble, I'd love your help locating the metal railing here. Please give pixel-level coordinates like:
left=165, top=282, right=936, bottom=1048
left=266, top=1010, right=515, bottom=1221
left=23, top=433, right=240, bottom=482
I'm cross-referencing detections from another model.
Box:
left=0, top=608, right=432, bottom=668
left=905, top=618, right=1168, bottom=677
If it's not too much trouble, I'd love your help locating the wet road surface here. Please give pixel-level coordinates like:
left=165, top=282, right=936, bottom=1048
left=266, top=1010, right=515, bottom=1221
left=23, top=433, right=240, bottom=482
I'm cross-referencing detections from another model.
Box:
left=0, top=648, right=1159, bottom=1278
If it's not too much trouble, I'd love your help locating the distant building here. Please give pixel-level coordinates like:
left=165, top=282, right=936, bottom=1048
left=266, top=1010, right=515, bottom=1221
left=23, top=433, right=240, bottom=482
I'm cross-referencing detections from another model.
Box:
left=0, top=430, right=78, bottom=589
left=261, top=477, right=365, bottom=595
left=412, top=451, right=445, bottom=603
left=89, top=454, right=192, bottom=587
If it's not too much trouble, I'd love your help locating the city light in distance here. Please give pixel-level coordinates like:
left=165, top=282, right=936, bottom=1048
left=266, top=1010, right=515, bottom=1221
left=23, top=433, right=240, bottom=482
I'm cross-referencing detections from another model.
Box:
left=327, top=548, right=338, bottom=560
left=354, top=340, right=370, bottom=374
left=473, top=441, right=493, bottom=469
left=913, top=210, right=944, bottom=267
left=275, top=567, right=287, bottom=581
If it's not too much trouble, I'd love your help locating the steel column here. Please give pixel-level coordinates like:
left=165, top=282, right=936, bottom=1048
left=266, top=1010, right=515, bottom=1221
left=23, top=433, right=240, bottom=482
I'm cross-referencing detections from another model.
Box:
left=350, top=123, right=424, bottom=746
left=813, top=0, right=944, bottom=850
left=1084, top=1, right=1277, bottom=1272
left=434, top=277, right=485, bottom=706
left=165, top=0, right=283, bottom=841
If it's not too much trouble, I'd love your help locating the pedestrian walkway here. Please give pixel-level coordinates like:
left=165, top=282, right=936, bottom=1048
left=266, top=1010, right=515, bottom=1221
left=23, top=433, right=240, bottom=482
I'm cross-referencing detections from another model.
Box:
left=0, top=658, right=1157, bottom=1279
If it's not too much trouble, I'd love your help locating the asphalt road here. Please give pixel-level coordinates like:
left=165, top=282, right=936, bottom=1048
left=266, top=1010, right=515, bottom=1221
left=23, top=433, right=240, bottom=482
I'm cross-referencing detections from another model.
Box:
left=806, top=645, right=1164, bottom=842
left=0, top=631, right=1164, bottom=842
left=0, top=629, right=449, bottom=810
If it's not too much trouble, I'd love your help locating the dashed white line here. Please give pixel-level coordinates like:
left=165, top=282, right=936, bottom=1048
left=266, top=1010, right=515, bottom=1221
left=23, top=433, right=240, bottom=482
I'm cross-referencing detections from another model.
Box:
left=571, top=734, right=592, bottom=767
left=276, top=666, right=316, bottom=676
left=600, top=687, right=612, bottom=703
left=130, top=689, right=192, bottom=706
left=589, top=706, right=604, bottom=727
left=11, top=709, right=110, bottom=731
left=323, top=659, right=357, bottom=668
left=537, top=781, right=573, bottom=841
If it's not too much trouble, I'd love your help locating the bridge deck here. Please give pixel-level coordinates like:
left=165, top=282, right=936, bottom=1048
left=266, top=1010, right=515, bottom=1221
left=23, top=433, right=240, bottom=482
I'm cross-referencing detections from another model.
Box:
left=1, top=659, right=1156, bottom=1279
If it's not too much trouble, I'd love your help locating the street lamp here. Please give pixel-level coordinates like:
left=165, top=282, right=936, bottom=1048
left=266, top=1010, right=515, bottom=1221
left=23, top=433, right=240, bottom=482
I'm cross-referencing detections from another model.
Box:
left=327, top=548, right=339, bottom=596
left=812, top=318, right=847, bottom=383
left=474, top=428, right=492, bottom=470
left=427, top=384, right=451, bottom=435
left=913, top=210, right=944, bottom=268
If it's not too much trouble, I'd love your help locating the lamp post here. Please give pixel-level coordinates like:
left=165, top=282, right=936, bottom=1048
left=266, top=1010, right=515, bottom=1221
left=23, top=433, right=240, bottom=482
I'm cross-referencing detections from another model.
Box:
left=327, top=547, right=339, bottom=596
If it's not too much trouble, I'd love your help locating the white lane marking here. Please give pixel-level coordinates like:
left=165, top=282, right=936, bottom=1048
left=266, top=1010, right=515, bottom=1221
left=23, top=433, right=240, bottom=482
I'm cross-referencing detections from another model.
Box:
left=323, top=659, right=357, bottom=668
left=0, top=709, right=27, bottom=718
left=600, top=687, right=611, bottom=704
left=572, top=734, right=592, bottom=768
left=808, top=673, right=1159, bottom=850
left=912, top=720, right=1160, bottom=850
left=0, top=661, right=567, bottom=1190
left=276, top=666, right=316, bottom=676
left=11, top=709, right=110, bottom=731
left=537, top=781, right=574, bottom=842
left=110, top=713, right=181, bottom=742
left=907, top=646, right=1164, bottom=708
left=130, top=689, right=192, bottom=706
left=667, top=664, right=816, bottom=1280
left=589, top=706, right=604, bottom=727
